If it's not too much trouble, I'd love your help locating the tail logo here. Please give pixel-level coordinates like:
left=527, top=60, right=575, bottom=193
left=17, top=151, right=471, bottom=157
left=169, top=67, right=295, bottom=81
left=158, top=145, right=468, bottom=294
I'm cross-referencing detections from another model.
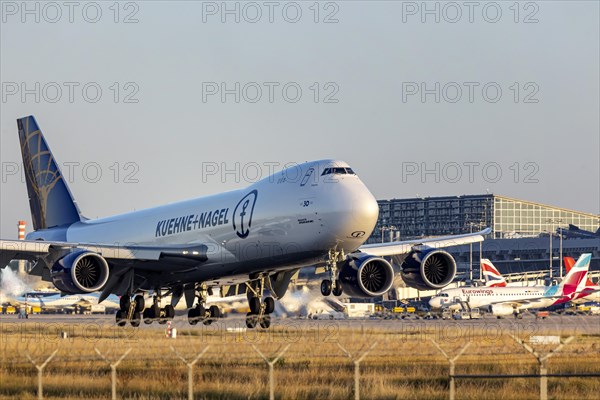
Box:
left=233, top=190, right=258, bottom=239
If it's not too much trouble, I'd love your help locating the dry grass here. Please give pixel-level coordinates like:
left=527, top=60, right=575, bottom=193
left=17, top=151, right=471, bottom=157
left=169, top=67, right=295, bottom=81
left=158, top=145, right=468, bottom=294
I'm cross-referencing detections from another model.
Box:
left=1, top=320, right=599, bottom=399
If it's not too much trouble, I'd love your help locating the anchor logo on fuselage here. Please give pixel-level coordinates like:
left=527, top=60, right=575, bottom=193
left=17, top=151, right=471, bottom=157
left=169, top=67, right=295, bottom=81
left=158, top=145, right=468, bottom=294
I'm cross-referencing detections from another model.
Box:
left=233, top=190, right=258, bottom=239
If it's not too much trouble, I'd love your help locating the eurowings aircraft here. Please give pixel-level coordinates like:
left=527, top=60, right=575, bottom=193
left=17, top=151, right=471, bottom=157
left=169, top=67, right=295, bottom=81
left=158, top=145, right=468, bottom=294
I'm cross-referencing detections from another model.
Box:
left=0, top=116, right=489, bottom=328
left=563, top=256, right=600, bottom=303
left=429, top=253, right=593, bottom=316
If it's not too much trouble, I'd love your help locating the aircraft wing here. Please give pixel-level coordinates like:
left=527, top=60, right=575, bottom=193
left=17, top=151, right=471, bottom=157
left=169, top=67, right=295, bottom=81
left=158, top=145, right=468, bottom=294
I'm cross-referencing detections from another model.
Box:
left=0, top=239, right=209, bottom=267
left=1, top=238, right=214, bottom=302
left=359, top=228, right=491, bottom=258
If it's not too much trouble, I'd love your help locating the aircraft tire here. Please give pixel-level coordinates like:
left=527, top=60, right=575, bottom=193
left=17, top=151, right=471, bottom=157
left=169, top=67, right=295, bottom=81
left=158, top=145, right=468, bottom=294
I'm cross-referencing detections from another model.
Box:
left=209, top=305, right=221, bottom=318
left=150, top=304, right=160, bottom=320
left=165, top=305, right=175, bottom=319
left=143, top=308, right=153, bottom=323
left=321, top=280, right=332, bottom=296
left=188, top=308, right=199, bottom=325
left=259, top=315, right=271, bottom=329
left=332, top=281, right=343, bottom=296
left=119, top=296, right=130, bottom=312
left=130, top=312, right=141, bottom=327
left=245, top=312, right=258, bottom=328
left=264, top=297, right=275, bottom=314
left=115, top=310, right=127, bottom=327
left=249, top=297, right=261, bottom=314
left=134, top=295, right=145, bottom=313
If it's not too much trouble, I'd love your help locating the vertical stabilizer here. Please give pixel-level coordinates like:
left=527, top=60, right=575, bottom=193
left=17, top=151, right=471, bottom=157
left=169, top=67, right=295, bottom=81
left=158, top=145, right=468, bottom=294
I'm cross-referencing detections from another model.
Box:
left=481, top=259, right=507, bottom=287
left=559, top=254, right=591, bottom=296
left=17, top=116, right=82, bottom=230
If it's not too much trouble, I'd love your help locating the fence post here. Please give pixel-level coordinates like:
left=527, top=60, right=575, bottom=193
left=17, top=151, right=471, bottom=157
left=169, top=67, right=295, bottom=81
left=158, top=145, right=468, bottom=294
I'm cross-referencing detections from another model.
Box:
left=171, top=345, right=210, bottom=400
left=25, top=349, right=58, bottom=400
left=430, top=339, right=471, bottom=400
left=95, top=348, right=132, bottom=400
left=510, top=335, right=574, bottom=400
left=252, top=344, right=290, bottom=400
left=337, top=342, right=378, bottom=400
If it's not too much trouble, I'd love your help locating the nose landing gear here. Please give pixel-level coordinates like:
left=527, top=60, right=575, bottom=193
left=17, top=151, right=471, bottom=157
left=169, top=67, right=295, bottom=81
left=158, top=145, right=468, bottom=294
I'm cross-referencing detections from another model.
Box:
left=321, top=249, right=345, bottom=297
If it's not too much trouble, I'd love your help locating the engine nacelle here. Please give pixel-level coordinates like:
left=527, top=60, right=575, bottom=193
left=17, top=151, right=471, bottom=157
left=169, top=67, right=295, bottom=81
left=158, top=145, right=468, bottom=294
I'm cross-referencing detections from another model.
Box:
left=339, top=255, right=395, bottom=297
left=51, top=251, right=110, bottom=294
left=400, top=248, right=457, bottom=291
left=489, top=304, right=516, bottom=316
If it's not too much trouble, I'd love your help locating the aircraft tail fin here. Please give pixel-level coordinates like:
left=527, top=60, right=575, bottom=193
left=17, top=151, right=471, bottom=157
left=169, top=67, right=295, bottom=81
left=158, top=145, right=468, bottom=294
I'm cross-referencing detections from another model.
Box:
left=481, top=259, right=507, bottom=287
left=17, top=116, right=82, bottom=231
left=559, top=253, right=591, bottom=296
left=564, top=256, right=595, bottom=287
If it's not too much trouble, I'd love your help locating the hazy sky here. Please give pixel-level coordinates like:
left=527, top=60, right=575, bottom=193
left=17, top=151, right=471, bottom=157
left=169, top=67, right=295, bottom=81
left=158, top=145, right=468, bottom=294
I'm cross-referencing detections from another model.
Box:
left=1, top=1, right=598, bottom=238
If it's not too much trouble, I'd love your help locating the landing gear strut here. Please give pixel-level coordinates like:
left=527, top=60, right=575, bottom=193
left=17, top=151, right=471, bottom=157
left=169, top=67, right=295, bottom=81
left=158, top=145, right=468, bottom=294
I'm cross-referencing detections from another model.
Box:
left=187, top=284, right=222, bottom=326
left=245, top=275, right=275, bottom=329
left=321, top=249, right=344, bottom=297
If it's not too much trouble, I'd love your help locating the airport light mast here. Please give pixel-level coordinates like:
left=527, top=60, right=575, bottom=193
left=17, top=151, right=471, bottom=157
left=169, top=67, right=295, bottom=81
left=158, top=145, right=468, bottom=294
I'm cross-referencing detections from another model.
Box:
left=546, top=219, right=563, bottom=279
left=380, top=224, right=397, bottom=243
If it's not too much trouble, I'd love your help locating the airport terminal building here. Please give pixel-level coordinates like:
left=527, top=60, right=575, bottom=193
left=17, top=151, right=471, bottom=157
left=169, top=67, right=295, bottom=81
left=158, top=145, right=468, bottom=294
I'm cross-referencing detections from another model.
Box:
left=368, top=194, right=600, bottom=277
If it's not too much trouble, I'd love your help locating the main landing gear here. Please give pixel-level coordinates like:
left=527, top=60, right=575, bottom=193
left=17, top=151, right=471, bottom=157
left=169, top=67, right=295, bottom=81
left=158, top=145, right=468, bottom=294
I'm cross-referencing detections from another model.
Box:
left=142, top=292, right=175, bottom=325
left=320, top=249, right=344, bottom=297
left=245, top=276, right=275, bottom=329
left=116, top=294, right=145, bottom=327
left=115, top=291, right=175, bottom=327
left=187, top=285, right=222, bottom=326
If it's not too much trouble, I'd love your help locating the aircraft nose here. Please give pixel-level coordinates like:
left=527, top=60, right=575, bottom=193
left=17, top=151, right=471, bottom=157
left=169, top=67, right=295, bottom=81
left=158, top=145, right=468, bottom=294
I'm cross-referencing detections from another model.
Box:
left=318, top=177, right=379, bottom=249
left=350, top=185, right=379, bottom=232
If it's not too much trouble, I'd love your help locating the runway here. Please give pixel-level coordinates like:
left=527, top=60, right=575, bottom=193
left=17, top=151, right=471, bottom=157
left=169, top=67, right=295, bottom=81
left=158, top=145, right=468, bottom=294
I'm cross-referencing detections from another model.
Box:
left=2, top=313, right=599, bottom=340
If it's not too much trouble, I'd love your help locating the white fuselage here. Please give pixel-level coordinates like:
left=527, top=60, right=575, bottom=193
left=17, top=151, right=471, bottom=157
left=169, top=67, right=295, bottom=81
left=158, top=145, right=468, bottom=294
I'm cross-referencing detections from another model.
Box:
left=429, top=286, right=562, bottom=312
left=27, top=160, right=379, bottom=288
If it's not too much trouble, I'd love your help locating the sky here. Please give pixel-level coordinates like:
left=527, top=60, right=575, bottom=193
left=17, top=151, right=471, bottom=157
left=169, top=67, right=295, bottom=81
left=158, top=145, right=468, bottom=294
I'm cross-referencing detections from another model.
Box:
left=1, top=1, right=599, bottom=238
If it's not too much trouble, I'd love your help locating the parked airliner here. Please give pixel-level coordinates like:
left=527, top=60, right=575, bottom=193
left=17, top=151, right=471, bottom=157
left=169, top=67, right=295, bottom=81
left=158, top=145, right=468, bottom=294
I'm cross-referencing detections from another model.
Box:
left=481, top=259, right=507, bottom=287
left=563, top=256, right=600, bottom=304
left=429, top=254, right=593, bottom=316
left=0, top=116, right=489, bottom=328
left=3, top=291, right=120, bottom=313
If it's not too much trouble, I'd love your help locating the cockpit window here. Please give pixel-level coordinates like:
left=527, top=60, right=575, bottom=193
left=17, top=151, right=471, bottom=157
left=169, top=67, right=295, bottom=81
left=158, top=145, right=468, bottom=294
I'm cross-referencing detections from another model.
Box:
left=321, top=167, right=356, bottom=176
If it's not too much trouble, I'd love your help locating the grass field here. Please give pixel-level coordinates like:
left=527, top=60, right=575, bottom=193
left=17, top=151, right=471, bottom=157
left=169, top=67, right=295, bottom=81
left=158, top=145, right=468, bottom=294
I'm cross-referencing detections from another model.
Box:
left=1, top=318, right=599, bottom=399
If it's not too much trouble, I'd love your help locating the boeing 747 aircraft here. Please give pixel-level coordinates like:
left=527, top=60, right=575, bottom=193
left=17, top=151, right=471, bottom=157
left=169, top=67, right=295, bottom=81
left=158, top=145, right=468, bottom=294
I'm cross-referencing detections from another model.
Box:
left=429, top=253, right=593, bottom=317
left=0, top=116, right=489, bottom=328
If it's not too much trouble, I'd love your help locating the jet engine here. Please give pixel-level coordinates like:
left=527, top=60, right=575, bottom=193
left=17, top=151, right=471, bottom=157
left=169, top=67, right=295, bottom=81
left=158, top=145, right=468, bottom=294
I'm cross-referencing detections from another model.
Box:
left=400, top=247, right=456, bottom=291
left=339, top=255, right=395, bottom=297
left=489, top=304, right=516, bottom=316
left=51, top=250, right=110, bottom=294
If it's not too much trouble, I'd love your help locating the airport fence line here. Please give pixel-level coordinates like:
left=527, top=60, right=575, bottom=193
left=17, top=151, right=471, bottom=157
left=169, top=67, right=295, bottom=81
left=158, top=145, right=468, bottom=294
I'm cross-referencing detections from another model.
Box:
left=3, top=334, right=600, bottom=400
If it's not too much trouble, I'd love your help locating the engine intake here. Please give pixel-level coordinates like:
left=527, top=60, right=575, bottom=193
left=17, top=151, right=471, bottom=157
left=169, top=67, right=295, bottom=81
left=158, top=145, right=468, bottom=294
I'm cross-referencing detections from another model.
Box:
left=339, top=255, right=394, bottom=297
left=51, top=251, right=110, bottom=294
left=400, top=248, right=456, bottom=291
